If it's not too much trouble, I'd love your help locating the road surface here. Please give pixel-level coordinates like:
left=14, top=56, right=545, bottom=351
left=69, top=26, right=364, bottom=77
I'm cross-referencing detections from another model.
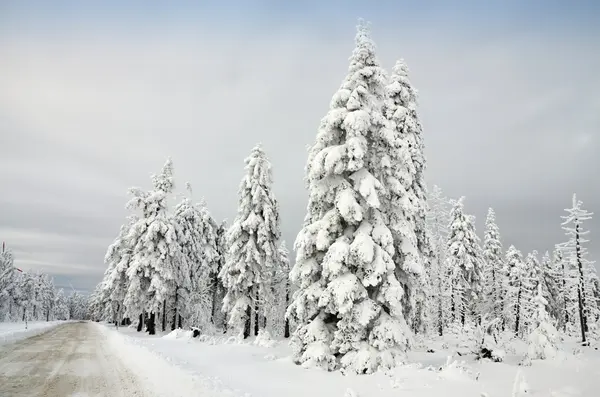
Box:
left=0, top=322, right=151, bottom=396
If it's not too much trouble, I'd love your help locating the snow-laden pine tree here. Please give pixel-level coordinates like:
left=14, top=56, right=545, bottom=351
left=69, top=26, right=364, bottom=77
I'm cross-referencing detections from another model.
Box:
left=505, top=246, right=533, bottom=336
left=540, top=251, right=560, bottom=323
left=426, top=185, right=451, bottom=336
left=0, top=247, right=17, bottom=320
left=523, top=252, right=542, bottom=329
left=124, top=159, right=182, bottom=334
left=278, top=241, right=292, bottom=338
left=102, top=215, right=137, bottom=325
left=172, top=186, right=219, bottom=330
left=445, top=197, right=485, bottom=327
left=561, top=194, right=597, bottom=344
left=212, top=220, right=228, bottom=330
left=525, top=283, right=560, bottom=360
left=288, top=21, right=412, bottom=374
left=552, top=247, right=572, bottom=332
left=220, top=145, right=281, bottom=339
left=482, top=208, right=504, bottom=324
left=265, top=240, right=291, bottom=337
left=54, top=288, right=70, bottom=320
left=383, top=59, right=432, bottom=334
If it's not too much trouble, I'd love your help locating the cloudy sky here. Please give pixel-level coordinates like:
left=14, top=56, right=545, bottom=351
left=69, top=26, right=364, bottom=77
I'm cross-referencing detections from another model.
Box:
left=1, top=0, right=598, bottom=293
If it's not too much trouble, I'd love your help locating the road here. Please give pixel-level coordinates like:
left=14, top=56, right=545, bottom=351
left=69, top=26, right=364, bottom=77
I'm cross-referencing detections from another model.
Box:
left=0, top=322, right=151, bottom=397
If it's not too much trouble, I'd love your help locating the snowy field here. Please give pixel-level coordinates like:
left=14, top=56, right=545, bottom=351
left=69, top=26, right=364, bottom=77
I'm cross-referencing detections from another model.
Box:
left=103, top=323, right=600, bottom=397
left=0, top=320, right=65, bottom=346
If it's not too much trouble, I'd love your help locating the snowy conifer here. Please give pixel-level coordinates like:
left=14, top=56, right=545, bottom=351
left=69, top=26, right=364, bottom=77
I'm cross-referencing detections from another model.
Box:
left=212, top=220, right=228, bottom=330
left=173, top=187, right=219, bottom=330
left=383, top=59, right=432, bottom=333
left=561, top=194, right=597, bottom=343
left=525, top=283, right=560, bottom=360
left=482, top=208, right=504, bottom=324
left=124, top=159, right=182, bottom=334
left=505, top=246, right=533, bottom=336
left=426, top=185, right=451, bottom=335
left=288, top=21, right=412, bottom=374
left=102, top=215, right=137, bottom=324
left=220, top=145, right=281, bottom=338
left=445, top=198, right=485, bottom=327
left=540, top=251, right=560, bottom=322
left=552, top=247, right=573, bottom=332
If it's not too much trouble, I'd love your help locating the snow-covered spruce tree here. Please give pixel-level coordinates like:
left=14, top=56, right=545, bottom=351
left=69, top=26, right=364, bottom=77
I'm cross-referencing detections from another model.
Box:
left=552, top=247, right=573, bottom=332
left=220, top=145, right=281, bottom=339
left=445, top=197, right=485, bottom=328
left=0, top=247, right=17, bottom=320
left=124, top=159, right=183, bottom=334
left=172, top=185, right=219, bottom=331
left=505, top=246, right=533, bottom=336
left=383, top=59, right=432, bottom=334
left=212, top=220, right=228, bottom=331
left=525, top=283, right=560, bottom=360
left=482, top=208, right=504, bottom=325
left=561, top=194, right=597, bottom=344
left=523, top=252, right=542, bottom=330
left=425, top=185, right=451, bottom=336
left=540, top=251, right=560, bottom=323
left=101, top=215, right=137, bottom=325
left=54, top=288, right=70, bottom=320
left=279, top=241, right=292, bottom=338
left=288, top=21, right=413, bottom=374
left=267, top=240, right=291, bottom=337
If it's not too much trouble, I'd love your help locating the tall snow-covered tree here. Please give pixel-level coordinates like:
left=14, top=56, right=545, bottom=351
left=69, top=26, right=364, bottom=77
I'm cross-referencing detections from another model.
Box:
left=445, top=198, right=485, bottom=327
left=288, top=21, right=412, bottom=374
left=124, top=158, right=182, bottom=334
left=505, top=246, right=533, bottom=336
left=482, top=208, right=504, bottom=324
left=54, top=288, right=70, bottom=320
left=279, top=241, right=292, bottom=338
left=102, top=215, right=138, bottom=325
left=561, top=194, right=597, bottom=344
left=220, top=145, right=281, bottom=338
left=525, top=283, right=560, bottom=360
left=383, top=59, right=432, bottom=334
left=552, top=247, right=574, bottom=332
left=540, top=251, right=560, bottom=322
left=172, top=186, right=219, bottom=330
left=212, top=220, right=228, bottom=330
left=426, top=185, right=451, bottom=335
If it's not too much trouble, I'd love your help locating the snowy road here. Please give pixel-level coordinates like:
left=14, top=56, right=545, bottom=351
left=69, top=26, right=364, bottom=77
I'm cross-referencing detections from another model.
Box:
left=0, top=322, right=151, bottom=397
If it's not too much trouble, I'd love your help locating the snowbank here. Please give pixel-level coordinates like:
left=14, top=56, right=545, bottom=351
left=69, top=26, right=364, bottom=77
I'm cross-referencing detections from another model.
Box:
left=105, top=324, right=600, bottom=397
left=97, top=323, right=239, bottom=397
left=0, top=321, right=65, bottom=346
left=162, top=328, right=194, bottom=340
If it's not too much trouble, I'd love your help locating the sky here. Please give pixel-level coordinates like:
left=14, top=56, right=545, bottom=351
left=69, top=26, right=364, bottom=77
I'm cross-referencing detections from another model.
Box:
left=0, top=1, right=599, bottom=293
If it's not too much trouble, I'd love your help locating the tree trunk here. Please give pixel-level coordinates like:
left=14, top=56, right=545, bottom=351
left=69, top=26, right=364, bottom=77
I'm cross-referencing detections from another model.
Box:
left=22, top=307, right=26, bottom=321
left=576, top=223, right=588, bottom=344
left=172, top=288, right=178, bottom=330
left=284, top=283, right=291, bottom=338
left=211, top=272, right=219, bottom=324
left=162, top=300, right=167, bottom=332
left=178, top=314, right=183, bottom=329
left=515, top=285, right=521, bottom=335
left=254, top=290, right=260, bottom=336
left=147, top=312, right=156, bottom=335
left=243, top=306, right=251, bottom=339
left=137, top=313, right=143, bottom=332
left=562, top=262, right=569, bottom=331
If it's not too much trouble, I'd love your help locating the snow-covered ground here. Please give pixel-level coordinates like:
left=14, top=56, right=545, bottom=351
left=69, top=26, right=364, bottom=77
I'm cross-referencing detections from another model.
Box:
left=0, top=320, right=65, bottom=346
left=102, top=324, right=600, bottom=397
